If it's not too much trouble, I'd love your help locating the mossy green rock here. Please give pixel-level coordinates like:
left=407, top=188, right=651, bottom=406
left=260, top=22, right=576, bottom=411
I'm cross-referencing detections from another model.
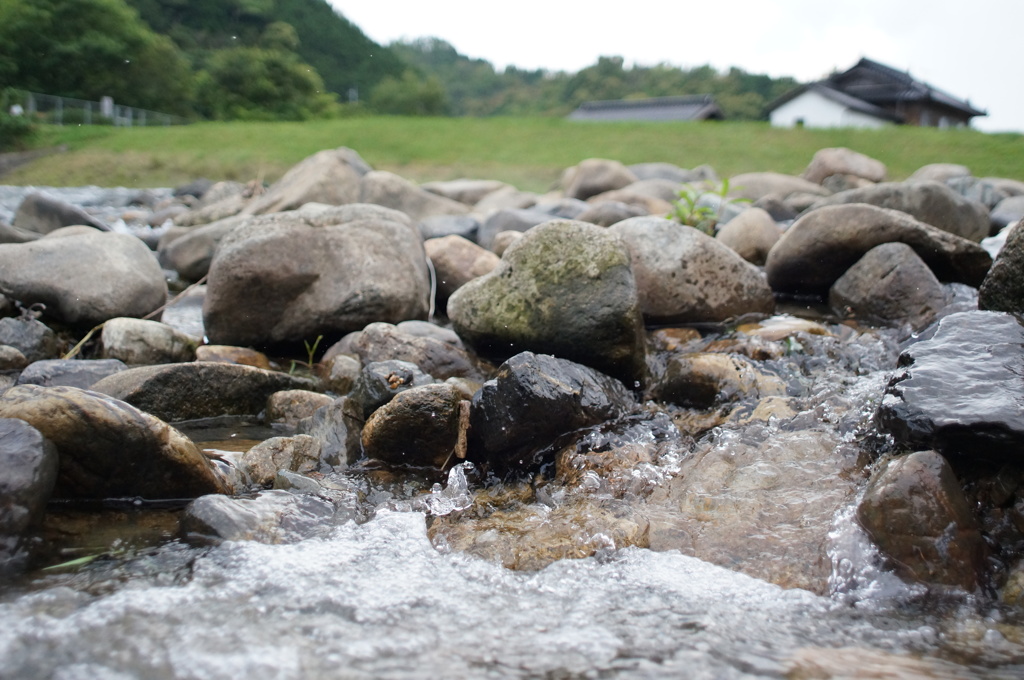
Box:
left=447, top=220, right=646, bottom=386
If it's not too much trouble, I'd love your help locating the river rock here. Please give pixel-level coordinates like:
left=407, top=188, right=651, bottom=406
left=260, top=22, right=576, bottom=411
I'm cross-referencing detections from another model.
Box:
left=576, top=200, right=648, bottom=226
left=829, top=242, right=949, bottom=330
left=327, top=322, right=487, bottom=382
left=0, top=346, right=27, bottom=371
left=203, top=204, right=430, bottom=347
left=857, top=451, right=988, bottom=591
left=238, top=435, right=322, bottom=487
left=727, top=172, right=831, bottom=202
left=764, top=204, right=992, bottom=297
left=0, top=222, right=43, bottom=245
left=91, top=362, right=316, bottom=423
left=0, top=231, right=167, bottom=327
left=945, top=176, right=1009, bottom=212
left=477, top=207, right=552, bottom=250
left=295, top=396, right=364, bottom=467
left=808, top=180, right=990, bottom=242
left=195, top=345, right=273, bottom=370
left=0, top=418, right=58, bottom=572
left=157, top=215, right=246, bottom=281
left=418, top=214, right=479, bottom=241
left=362, top=383, right=468, bottom=468
left=980, top=220, right=1024, bottom=314
left=448, top=220, right=646, bottom=386
left=0, top=384, right=230, bottom=498
left=609, top=216, right=774, bottom=324
left=878, top=310, right=1024, bottom=463
left=714, top=207, right=781, bottom=265
left=468, top=352, right=635, bottom=475
left=421, top=179, right=511, bottom=205
left=242, top=147, right=370, bottom=215
left=802, top=147, right=887, bottom=185
left=908, top=163, right=972, bottom=183
left=16, top=358, right=127, bottom=389
left=491, top=231, right=523, bottom=257
left=180, top=490, right=338, bottom=544
left=0, top=317, right=59, bottom=363
left=563, top=158, right=638, bottom=200
left=265, top=390, right=336, bottom=428
left=350, top=359, right=436, bottom=418
left=648, top=353, right=787, bottom=409
left=473, top=186, right=539, bottom=214
left=424, top=235, right=500, bottom=304
left=646, top=428, right=861, bottom=594
left=990, top=197, right=1024, bottom=233
left=100, top=317, right=199, bottom=365
left=317, top=353, right=360, bottom=395
left=12, top=191, right=108, bottom=234
left=359, top=171, right=470, bottom=223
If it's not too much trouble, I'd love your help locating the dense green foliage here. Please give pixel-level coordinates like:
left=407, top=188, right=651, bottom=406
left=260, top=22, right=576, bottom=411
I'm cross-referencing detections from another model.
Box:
left=390, top=39, right=800, bottom=120
left=0, top=0, right=193, bottom=114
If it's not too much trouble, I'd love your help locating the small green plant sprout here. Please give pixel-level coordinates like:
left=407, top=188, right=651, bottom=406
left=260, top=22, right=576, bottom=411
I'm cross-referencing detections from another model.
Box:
left=667, top=178, right=749, bottom=236
left=289, top=334, right=324, bottom=376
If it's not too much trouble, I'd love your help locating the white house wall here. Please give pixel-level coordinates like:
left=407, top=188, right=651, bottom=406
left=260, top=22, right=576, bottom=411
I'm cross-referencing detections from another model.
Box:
left=769, top=91, right=889, bottom=129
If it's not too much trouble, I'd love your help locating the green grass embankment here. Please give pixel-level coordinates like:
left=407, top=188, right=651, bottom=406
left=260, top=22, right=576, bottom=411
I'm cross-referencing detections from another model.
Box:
left=6, top=117, right=1023, bottom=192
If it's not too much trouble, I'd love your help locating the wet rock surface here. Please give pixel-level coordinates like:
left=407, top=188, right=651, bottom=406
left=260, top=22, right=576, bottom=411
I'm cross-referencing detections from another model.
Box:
left=362, top=383, right=467, bottom=468
left=0, top=385, right=230, bottom=499
left=16, top=358, right=127, bottom=389
left=879, top=310, right=1024, bottom=462
left=0, top=418, right=58, bottom=571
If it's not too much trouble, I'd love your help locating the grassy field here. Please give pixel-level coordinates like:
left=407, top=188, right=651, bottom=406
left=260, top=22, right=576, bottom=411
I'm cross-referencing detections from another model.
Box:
left=5, top=117, right=1024, bottom=192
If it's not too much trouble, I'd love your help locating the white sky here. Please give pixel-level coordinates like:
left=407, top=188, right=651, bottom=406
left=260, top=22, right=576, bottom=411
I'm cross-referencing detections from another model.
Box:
left=328, top=0, right=1021, bottom=132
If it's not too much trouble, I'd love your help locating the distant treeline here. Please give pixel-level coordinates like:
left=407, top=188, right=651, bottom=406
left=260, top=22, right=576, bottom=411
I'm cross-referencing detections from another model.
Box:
left=0, top=0, right=799, bottom=122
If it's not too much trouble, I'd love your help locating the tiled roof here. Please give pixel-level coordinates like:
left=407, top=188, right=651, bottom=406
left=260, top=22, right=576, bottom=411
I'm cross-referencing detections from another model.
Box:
left=568, top=95, right=724, bottom=121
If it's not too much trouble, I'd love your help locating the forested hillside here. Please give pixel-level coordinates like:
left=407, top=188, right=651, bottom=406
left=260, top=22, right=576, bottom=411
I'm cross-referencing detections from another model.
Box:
left=0, top=0, right=802, bottom=126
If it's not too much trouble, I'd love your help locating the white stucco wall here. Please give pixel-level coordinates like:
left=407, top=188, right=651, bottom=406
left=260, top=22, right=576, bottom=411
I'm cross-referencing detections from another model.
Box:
left=769, top=91, right=889, bottom=129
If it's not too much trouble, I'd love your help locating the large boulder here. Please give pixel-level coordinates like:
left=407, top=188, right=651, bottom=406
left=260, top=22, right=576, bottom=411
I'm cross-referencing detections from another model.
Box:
left=807, top=180, right=990, bottom=242
left=242, top=147, right=370, bottom=215
left=829, top=242, right=949, bottom=330
left=714, top=207, right=781, bottom=265
left=359, top=171, right=470, bottom=223
left=468, top=352, right=635, bottom=475
left=448, top=219, right=646, bottom=386
left=765, top=204, right=992, bottom=297
left=0, top=385, right=230, bottom=499
left=980, top=219, right=1024, bottom=314
left=878, top=310, right=1024, bottom=463
left=157, top=215, right=246, bottom=282
left=727, top=172, right=831, bottom=202
left=562, top=158, right=638, bottom=200
left=609, top=216, right=774, bottom=324
left=0, top=231, right=167, bottom=326
left=12, top=191, right=108, bottom=234
left=0, top=418, right=58, bottom=572
left=91, top=362, right=316, bottom=423
left=801, top=147, right=887, bottom=185
left=857, top=451, right=988, bottom=591
left=203, top=204, right=430, bottom=347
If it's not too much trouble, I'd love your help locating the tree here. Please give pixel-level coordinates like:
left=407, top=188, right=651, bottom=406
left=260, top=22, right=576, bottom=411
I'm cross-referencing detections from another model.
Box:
left=195, top=45, right=337, bottom=120
left=0, top=0, right=193, bottom=114
left=369, top=70, right=448, bottom=116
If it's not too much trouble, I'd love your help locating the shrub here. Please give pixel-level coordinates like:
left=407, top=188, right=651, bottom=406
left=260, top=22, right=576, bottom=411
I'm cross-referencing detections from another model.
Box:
left=0, top=111, right=36, bottom=150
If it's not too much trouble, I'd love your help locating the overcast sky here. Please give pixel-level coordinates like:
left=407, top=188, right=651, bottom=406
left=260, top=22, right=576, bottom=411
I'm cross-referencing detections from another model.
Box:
left=328, top=0, right=1021, bottom=133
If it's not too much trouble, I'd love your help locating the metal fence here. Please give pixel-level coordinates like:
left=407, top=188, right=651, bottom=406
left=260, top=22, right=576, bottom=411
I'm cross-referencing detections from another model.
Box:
left=3, top=89, right=188, bottom=127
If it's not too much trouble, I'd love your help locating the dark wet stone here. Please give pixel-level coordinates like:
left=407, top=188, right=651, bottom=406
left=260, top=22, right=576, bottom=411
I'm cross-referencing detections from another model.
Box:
left=0, top=385, right=230, bottom=499
left=980, top=219, right=1024, bottom=315
left=350, top=359, right=435, bottom=419
left=0, top=418, right=58, bottom=572
left=296, top=396, right=365, bottom=467
left=91, top=362, right=316, bottom=423
left=857, top=451, right=988, bottom=591
left=17, top=358, right=128, bottom=389
left=362, top=383, right=468, bottom=468
left=468, top=352, right=635, bottom=475
left=878, top=310, right=1024, bottom=463
left=0, top=317, right=59, bottom=364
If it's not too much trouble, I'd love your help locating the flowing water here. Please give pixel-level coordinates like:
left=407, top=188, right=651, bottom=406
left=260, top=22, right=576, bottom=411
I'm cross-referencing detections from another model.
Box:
left=1, top=187, right=1023, bottom=678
